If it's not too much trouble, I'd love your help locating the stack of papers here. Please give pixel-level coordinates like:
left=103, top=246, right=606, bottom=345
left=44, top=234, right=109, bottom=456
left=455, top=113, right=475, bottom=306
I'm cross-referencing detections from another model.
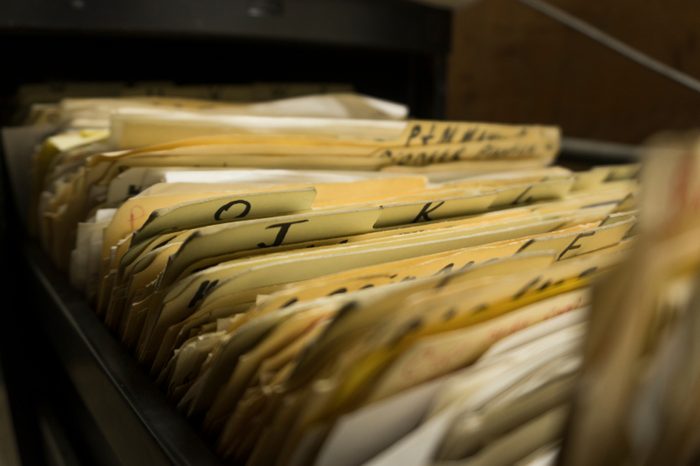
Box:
left=19, top=92, right=642, bottom=465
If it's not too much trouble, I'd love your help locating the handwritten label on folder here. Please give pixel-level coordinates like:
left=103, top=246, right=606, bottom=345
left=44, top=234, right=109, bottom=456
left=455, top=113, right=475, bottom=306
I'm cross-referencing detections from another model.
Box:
left=372, top=122, right=559, bottom=167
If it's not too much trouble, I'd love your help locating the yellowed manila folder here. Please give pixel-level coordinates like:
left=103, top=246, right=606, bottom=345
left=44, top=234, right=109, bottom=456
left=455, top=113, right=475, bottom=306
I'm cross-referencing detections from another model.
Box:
left=95, top=188, right=318, bottom=312
left=158, top=210, right=626, bottom=332
left=95, top=173, right=428, bottom=281
left=109, top=206, right=537, bottom=334
left=145, top=208, right=612, bottom=352
left=147, top=215, right=568, bottom=354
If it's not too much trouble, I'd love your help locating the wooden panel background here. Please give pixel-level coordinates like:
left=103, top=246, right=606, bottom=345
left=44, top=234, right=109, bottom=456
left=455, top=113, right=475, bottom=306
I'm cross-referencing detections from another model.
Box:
left=447, top=0, right=700, bottom=143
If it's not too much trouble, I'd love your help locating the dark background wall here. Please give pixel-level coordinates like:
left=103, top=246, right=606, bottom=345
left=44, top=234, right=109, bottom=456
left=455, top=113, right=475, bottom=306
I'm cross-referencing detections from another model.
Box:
left=447, top=0, right=700, bottom=143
